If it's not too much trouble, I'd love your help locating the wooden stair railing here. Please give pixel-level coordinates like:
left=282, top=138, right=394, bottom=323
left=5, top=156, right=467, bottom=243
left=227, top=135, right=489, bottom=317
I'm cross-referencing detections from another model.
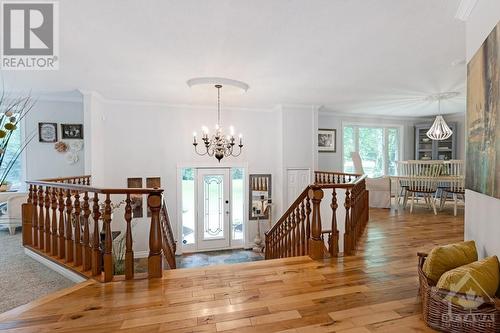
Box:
left=160, top=199, right=177, bottom=269
left=21, top=175, right=176, bottom=283
left=265, top=171, right=368, bottom=260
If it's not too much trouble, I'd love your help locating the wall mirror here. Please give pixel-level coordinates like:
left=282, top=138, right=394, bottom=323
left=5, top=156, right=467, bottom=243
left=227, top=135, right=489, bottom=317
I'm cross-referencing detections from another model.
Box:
left=249, top=174, right=272, bottom=220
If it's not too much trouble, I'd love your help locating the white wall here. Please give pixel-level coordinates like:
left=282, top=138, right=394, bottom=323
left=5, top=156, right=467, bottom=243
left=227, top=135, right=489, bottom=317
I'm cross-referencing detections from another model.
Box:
left=464, top=1, right=500, bottom=258
left=24, top=98, right=85, bottom=181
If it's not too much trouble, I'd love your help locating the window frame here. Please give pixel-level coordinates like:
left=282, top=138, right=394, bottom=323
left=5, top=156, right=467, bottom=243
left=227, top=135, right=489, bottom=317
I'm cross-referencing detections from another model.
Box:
left=341, top=121, right=404, bottom=176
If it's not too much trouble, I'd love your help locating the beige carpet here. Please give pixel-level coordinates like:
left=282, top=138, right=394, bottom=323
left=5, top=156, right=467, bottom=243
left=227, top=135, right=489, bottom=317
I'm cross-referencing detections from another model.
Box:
left=0, top=227, right=74, bottom=314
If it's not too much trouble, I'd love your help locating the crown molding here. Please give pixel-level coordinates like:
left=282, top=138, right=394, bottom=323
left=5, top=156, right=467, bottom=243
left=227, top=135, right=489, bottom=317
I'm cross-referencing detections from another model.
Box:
left=455, top=0, right=478, bottom=21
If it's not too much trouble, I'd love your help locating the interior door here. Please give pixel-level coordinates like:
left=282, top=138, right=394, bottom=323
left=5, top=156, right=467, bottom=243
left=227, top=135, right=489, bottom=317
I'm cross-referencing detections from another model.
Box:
left=286, top=169, right=311, bottom=206
left=197, top=168, right=231, bottom=250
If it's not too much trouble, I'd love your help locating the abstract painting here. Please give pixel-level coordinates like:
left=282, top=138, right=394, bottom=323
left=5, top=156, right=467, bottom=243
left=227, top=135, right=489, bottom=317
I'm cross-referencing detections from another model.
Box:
left=466, top=22, right=500, bottom=199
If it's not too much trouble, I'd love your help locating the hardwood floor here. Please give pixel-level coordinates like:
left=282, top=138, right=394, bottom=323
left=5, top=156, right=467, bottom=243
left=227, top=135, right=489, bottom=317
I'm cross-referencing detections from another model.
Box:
left=0, top=207, right=464, bottom=332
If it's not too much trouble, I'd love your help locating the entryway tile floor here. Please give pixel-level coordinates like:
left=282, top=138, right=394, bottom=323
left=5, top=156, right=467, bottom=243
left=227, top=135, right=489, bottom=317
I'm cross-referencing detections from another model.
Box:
left=176, top=249, right=264, bottom=268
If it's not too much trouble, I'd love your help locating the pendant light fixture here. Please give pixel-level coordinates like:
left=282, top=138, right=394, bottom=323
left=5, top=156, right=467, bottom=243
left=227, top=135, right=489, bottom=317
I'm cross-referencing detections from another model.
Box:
left=426, top=93, right=456, bottom=141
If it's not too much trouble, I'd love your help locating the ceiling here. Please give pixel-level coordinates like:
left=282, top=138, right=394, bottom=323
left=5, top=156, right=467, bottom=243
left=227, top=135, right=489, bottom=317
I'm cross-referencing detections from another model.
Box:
left=2, top=0, right=467, bottom=116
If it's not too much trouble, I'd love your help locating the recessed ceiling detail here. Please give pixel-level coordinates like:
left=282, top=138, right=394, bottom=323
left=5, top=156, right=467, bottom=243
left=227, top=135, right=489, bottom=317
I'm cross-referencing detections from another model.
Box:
left=187, top=77, right=249, bottom=93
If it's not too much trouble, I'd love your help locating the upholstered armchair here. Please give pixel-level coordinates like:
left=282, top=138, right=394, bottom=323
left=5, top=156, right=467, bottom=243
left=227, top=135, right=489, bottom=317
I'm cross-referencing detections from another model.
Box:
left=0, top=193, right=27, bottom=235
left=351, top=152, right=391, bottom=208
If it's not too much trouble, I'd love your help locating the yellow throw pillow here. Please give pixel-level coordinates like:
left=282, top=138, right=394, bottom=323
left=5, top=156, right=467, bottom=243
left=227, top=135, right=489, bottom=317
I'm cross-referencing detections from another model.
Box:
left=423, top=241, right=478, bottom=282
left=437, top=256, right=500, bottom=309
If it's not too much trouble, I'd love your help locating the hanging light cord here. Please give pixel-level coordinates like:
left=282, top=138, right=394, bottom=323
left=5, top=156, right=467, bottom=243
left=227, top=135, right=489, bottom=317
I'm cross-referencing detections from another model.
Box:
left=217, top=85, right=221, bottom=127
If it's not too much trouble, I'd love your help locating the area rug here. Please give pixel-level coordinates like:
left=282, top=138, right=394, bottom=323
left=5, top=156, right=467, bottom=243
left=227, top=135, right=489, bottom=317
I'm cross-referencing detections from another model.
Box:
left=0, top=227, right=74, bottom=314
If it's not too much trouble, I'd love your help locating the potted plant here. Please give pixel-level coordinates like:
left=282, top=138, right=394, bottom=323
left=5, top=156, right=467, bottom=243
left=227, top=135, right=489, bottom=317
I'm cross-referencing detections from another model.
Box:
left=0, top=93, right=36, bottom=190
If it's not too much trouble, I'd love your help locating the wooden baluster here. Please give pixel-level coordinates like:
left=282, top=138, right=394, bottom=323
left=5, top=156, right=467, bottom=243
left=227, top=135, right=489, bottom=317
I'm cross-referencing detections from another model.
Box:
left=22, top=185, right=34, bottom=246
left=300, top=201, right=306, bottom=256
left=91, top=193, right=101, bottom=276
left=32, top=185, right=38, bottom=248
left=73, top=192, right=82, bottom=266
left=44, top=186, right=51, bottom=253
left=352, top=187, right=358, bottom=250
left=295, top=206, right=301, bottom=256
left=38, top=186, right=45, bottom=249
left=277, top=224, right=282, bottom=258
left=308, top=186, right=324, bottom=259
left=57, top=189, right=65, bottom=258
left=305, top=196, right=311, bottom=255
left=51, top=188, right=58, bottom=256
left=330, top=189, right=339, bottom=257
left=284, top=222, right=289, bottom=258
left=290, top=211, right=296, bottom=257
left=344, top=189, right=352, bottom=255
left=103, top=194, right=113, bottom=282
left=147, top=192, right=163, bottom=278
left=65, top=190, right=73, bottom=263
left=82, top=192, right=91, bottom=271
left=286, top=217, right=292, bottom=258
left=282, top=224, right=286, bottom=258
left=125, top=194, right=134, bottom=279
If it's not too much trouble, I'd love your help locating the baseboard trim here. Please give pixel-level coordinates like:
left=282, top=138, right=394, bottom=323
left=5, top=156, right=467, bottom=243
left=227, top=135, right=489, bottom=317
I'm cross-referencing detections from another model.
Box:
left=135, top=250, right=149, bottom=258
left=24, top=248, right=87, bottom=283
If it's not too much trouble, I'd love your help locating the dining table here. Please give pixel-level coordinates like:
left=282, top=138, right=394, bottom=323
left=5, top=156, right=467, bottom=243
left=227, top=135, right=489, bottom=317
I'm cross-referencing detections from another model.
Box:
left=390, top=175, right=465, bottom=210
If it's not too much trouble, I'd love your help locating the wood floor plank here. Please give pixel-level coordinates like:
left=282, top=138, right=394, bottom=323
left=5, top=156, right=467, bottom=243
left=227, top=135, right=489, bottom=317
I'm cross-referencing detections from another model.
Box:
left=0, top=208, right=463, bottom=332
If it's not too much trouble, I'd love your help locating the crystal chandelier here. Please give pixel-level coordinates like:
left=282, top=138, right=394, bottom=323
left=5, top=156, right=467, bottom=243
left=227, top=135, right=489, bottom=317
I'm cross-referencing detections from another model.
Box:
left=426, top=94, right=454, bottom=141
left=192, top=84, right=243, bottom=162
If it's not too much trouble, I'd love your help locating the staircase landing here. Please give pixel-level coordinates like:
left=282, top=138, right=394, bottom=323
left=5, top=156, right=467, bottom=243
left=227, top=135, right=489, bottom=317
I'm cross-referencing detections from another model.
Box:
left=0, top=207, right=463, bottom=332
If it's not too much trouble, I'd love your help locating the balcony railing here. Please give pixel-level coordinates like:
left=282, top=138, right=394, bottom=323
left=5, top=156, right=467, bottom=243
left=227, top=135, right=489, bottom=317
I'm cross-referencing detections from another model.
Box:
left=21, top=175, right=176, bottom=283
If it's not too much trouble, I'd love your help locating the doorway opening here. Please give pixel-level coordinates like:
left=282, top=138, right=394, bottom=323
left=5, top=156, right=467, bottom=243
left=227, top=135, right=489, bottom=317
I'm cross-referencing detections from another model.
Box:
left=180, top=167, right=245, bottom=252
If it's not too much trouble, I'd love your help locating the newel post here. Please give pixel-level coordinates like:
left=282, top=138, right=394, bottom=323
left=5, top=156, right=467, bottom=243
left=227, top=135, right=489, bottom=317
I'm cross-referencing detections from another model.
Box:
left=308, top=186, right=324, bottom=260
left=147, top=192, right=163, bottom=278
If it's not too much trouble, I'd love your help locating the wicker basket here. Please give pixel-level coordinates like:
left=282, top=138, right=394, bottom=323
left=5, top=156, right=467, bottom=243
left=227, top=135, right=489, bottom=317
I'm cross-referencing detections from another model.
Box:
left=418, top=252, right=500, bottom=333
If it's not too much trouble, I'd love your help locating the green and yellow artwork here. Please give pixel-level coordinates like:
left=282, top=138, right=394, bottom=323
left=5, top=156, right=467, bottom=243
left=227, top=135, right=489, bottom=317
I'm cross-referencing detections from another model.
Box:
left=466, top=21, right=500, bottom=199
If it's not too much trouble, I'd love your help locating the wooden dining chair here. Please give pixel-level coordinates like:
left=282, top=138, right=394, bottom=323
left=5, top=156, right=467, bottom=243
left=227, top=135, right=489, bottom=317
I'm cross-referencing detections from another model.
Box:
left=404, top=163, right=441, bottom=214
left=439, top=175, right=465, bottom=216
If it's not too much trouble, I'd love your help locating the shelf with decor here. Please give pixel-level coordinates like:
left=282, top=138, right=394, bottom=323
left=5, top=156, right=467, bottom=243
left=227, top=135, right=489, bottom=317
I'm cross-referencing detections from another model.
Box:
left=415, top=123, right=456, bottom=160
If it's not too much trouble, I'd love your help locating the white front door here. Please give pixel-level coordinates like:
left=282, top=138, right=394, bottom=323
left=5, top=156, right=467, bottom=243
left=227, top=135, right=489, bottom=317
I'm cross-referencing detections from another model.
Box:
left=286, top=169, right=311, bottom=206
left=197, top=168, right=231, bottom=250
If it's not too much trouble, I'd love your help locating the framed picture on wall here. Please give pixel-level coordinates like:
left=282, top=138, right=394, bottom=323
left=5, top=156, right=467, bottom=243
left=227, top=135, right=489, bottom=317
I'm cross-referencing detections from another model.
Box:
left=38, top=123, right=58, bottom=143
left=318, top=128, right=336, bottom=152
left=61, top=124, right=84, bottom=139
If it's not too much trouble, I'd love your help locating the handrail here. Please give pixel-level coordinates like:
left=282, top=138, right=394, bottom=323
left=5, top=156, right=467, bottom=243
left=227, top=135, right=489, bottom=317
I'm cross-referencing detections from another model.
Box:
left=160, top=199, right=176, bottom=269
left=22, top=175, right=174, bottom=284
left=26, top=180, right=163, bottom=195
left=265, top=172, right=369, bottom=260
left=39, top=175, right=92, bottom=183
